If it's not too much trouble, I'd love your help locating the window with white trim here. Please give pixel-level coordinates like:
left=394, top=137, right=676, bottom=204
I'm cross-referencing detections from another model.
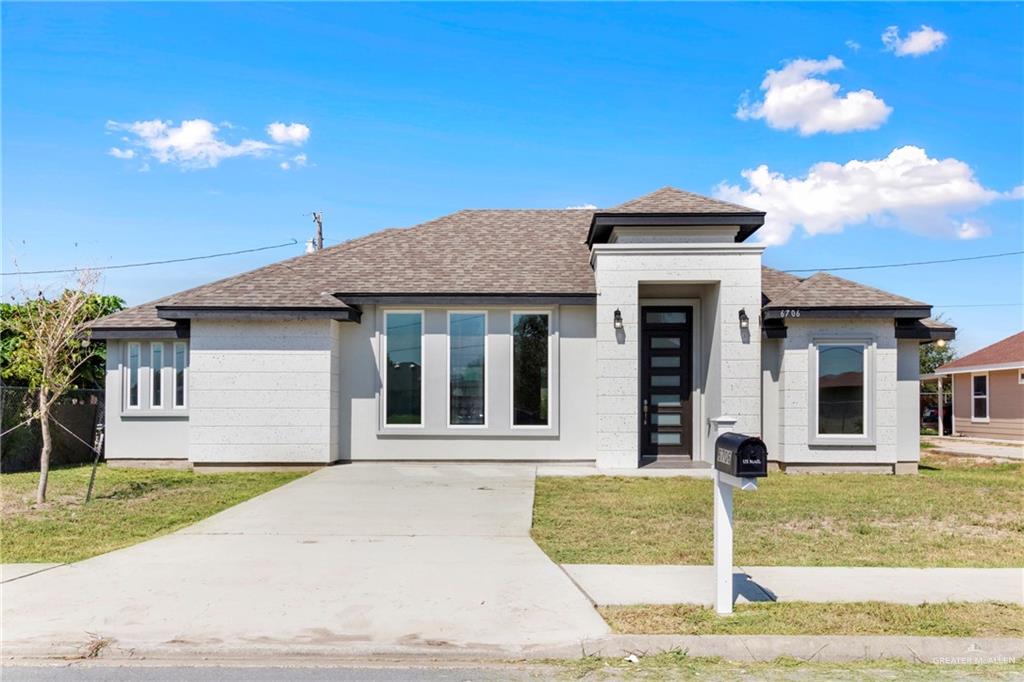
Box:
left=173, top=342, right=188, bottom=408
left=449, top=312, right=486, bottom=426
left=1018, top=369, right=1024, bottom=385
left=816, top=342, right=866, bottom=436
left=512, top=312, right=550, bottom=426
left=384, top=311, right=423, bottom=426
left=151, top=343, right=164, bottom=408
left=126, top=342, right=141, bottom=408
left=972, top=373, right=988, bottom=421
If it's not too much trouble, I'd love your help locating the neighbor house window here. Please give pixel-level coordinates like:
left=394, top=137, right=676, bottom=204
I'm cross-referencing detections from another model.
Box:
left=384, top=312, right=423, bottom=425
left=173, top=342, right=188, bottom=408
left=512, top=312, right=549, bottom=426
left=448, top=312, right=486, bottom=426
left=151, top=343, right=164, bottom=408
left=972, top=373, right=988, bottom=421
left=816, top=343, right=866, bottom=436
left=126, top=342, right=141, bottom=408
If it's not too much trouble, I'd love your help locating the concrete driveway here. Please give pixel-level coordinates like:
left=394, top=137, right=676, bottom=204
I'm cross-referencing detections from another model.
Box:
left=2, top=464, right=608, bottom=659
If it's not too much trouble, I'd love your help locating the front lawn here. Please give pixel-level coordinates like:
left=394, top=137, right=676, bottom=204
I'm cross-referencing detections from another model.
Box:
left=1, top=464, right=306, bottom=563
left=600, top=601, right=1024, bottom=638
left=531, top=454, right=1023, bottom=567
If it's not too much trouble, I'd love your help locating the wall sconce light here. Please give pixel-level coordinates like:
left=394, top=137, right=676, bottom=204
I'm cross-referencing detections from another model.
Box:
left=738, top=308, right=749, bottom=329
left=613, top=308, right=623, bottom=330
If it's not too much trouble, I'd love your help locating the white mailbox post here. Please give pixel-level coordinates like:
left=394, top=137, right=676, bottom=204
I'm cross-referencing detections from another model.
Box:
left=710, top=416, right=763, bottom=616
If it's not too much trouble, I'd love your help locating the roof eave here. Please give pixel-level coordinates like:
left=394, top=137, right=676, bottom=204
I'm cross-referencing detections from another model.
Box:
left=587, top=212, right=766, bottom=246
left=763, top=306, right=932, bottom=320
left=156, top=306, right=361, bottom=323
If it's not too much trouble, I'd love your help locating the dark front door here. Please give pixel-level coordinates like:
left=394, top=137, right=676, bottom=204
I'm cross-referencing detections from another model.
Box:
left=640, top=306, right=693, bottom=461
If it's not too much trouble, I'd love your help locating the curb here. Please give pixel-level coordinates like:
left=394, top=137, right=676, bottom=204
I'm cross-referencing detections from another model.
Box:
left=3, top=634, right=1022, bottom=665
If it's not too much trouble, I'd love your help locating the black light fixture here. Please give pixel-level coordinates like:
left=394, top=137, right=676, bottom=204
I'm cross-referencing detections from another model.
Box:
left=613, top=308, right=623, bottom=330
left=738, top=308, right=749, bottom=329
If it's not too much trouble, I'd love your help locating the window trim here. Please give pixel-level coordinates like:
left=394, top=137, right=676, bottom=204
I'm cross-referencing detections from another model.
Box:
left=971, top=371, right=989, bottom=423
left=382, top=309, right=425, bottom=428
left=446, top=310, right=489, bottom=429
left=126, top=342, right=141, bottom=410
left=150, top=342, right=164, bottom=408
left=807, top=337, right=875, bottom=446
left=172, top=341, right=188, bottom=409
left=1018, top=369, right=1024, bottom=386
left=509, top=310, right=552, bottom=429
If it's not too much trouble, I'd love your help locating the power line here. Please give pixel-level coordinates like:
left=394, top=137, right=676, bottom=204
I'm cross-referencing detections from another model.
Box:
left=933, top=303, right=1023, bottom=308
left=783, top=250, right=1024, bottom=274
left=2, top=239, right=299, bottom=276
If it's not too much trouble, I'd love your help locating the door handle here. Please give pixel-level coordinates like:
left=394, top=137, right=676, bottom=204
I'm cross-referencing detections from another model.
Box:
left=643, top=399, right=649, bottom=425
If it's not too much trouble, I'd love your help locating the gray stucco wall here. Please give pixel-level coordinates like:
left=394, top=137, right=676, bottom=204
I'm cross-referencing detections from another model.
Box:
left=104, top=339, right=190, bottom=461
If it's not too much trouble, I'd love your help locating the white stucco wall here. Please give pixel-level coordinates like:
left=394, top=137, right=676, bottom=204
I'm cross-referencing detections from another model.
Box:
left=337, top=304, right=597, bottom=461
left=103, top=339, right=190, bottom=461
left=771, top=317, right=911, bottom=465
left=592, top=244, right=764, bottom=468
left=188, top=319, right=339, bottom=464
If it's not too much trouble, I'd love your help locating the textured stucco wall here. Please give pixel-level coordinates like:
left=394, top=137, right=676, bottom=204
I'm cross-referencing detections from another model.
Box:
left=188, top=319, right=339, bottom=463
left=337, top=304, right=597, bottom=461
left=775, top=318, right=904, bottom=464
left=592, top=244, right=764, bottom=468
left=104, top=339, right=190, bottom=461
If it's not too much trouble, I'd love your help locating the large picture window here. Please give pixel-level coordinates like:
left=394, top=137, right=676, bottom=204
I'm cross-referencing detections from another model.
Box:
left=127, top=342, right=141, bottom=408
left=512, top=312, right=549, bottom=426
left=816, top=343, right=865, bottom=435
left=449, top=312, right=486, bottom=426
left=972, top=373, right=989, bottom=421
left=385, top=312, right=423, bottom=425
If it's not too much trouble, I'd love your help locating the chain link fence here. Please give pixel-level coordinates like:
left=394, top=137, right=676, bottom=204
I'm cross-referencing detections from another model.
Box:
left=1, top=386, right=104, bottom=473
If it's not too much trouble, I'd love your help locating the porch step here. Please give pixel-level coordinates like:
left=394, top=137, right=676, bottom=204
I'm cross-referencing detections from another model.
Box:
left=639, top=456, right=709, bottom=469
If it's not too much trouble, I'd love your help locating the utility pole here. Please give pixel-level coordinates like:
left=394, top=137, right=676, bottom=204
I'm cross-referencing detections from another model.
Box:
left=312, top=211, right=324, bottom=251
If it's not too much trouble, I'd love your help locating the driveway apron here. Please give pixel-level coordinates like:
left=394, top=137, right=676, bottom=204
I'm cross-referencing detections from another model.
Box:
left=1, top=464, right=608, bottom=657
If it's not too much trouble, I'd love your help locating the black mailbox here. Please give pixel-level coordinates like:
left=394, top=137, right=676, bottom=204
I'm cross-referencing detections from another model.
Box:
left=714, top=432, right=768, bottom=478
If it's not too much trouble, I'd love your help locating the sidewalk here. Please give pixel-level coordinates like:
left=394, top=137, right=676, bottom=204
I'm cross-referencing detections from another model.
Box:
left=563, top=564, right=1024, bottom=606
left=925, top=437, right=1023, bottom=461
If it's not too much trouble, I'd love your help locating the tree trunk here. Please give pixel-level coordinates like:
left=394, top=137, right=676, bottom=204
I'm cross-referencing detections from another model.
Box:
left=37, top=388, right=51, bottom=504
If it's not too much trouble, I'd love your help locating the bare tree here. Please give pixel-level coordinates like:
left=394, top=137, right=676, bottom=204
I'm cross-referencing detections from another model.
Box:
left=2, top=270, right=101, bottom=503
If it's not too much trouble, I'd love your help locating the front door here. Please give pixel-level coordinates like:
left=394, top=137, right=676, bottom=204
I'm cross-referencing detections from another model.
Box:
left=640, top=306, right=693, bottom=461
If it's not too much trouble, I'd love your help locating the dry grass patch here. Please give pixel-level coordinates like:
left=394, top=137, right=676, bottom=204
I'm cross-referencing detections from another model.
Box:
left=1, top=464, right=305, bottom=563
left=599, top=601, right=1024, bottom=638
left=531, top=454, right=1024, bottom=567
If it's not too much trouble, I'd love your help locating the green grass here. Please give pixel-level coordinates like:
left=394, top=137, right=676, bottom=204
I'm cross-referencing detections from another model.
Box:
left=1, top=464, right=306, bottom=563
left=552, top=652, right=1024, bottom=681
left=599, top=601, right=1024, bottom=637
left=531, top=454, right=1024, bottom=567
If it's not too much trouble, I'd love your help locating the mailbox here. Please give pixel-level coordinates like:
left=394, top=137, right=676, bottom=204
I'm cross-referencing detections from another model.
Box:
left=714, top=432, right=768, bottom=478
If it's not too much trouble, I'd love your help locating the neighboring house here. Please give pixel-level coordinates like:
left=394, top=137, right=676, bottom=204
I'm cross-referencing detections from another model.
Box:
left=88, top=187, right=954, bottom=473
left=935, top=331, right=1024, bottom=442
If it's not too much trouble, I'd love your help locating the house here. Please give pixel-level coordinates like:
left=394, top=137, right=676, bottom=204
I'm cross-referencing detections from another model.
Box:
left=88, top=187, right=955, bottom=473
left=934, top=331, right=1024, bottom=441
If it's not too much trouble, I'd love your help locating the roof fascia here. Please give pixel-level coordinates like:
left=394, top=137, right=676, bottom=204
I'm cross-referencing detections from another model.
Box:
left=335, top=293, right=597, bottom=306
left=587, top=212, right=765, bottom=246
left=936, top=361, right=1024, bottom=375
left=156, top=306, right=361, bottom=323
left=88, top=322, right=190, bottom=340
left=763, top=306, right=931, bottom=320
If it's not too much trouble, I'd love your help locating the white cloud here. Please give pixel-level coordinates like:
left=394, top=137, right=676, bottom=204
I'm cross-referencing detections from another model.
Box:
left=279, top=161, right=291, bottom=171
left=736, top=56, right=891, bottom=135
left=107, top=119, right=271, bottom=169
left=845, top=40, right=861, bottom=52
left=107, top=147, right=135, bottom=159
left=267, top=122, right=310, bottom=145
left=566, top=203, right=597, bottom=210
left=292, top=153, right=308, bottom=167
left=882, top=25, right=948, bottom=57
left=714, top=145, right=1014, bottom=245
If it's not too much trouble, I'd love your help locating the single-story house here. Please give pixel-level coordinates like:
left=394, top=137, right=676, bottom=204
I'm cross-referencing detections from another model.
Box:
left=934, top=331, right=1024, bottom=441
left=88, top=187, right=955, bottom=473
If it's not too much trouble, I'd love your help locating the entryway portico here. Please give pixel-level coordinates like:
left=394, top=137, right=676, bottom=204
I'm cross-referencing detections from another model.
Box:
left=588, top=193, right=767, bottom=469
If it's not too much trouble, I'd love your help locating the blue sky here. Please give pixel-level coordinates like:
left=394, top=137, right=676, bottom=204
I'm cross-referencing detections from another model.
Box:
left=3, top=2, right=1022, bottom=353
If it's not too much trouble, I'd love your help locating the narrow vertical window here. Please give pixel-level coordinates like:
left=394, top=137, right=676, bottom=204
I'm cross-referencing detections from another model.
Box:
left=449, top=312, right=486, bottom=426
left=151, top=343, right=164, bottom=408
left=817, top=343, right=865, bottom=435
left=385, top=312, right=423, bottom=425
left=512, top=313, right=550, bottom=426
left=127, top=343, right=140, bottom=408
left=972, top=374, right=988, bottom=420
left=173, top=342, right=187, bottom=408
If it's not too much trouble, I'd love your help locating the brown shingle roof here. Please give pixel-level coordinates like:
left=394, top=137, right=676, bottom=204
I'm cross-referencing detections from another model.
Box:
left=764, top=272, right=927, bottom=310
left=761, top=267, right=803, bottom=305
left=601, top=186, right=759, bottom=214
left=938, top=331, right=1024, bottom=371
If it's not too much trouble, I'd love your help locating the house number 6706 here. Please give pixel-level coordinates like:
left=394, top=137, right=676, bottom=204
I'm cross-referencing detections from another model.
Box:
left=780, top=309, right=801, bottom=318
